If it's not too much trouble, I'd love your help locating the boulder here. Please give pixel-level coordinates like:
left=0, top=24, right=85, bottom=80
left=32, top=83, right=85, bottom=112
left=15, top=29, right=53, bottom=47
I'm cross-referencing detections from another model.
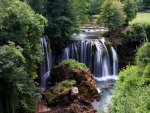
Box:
left=50, top=59, right=100, bottom=101
left=38, top=96, right=97, bottom=113
left=44, top=80, right=77, bottom=106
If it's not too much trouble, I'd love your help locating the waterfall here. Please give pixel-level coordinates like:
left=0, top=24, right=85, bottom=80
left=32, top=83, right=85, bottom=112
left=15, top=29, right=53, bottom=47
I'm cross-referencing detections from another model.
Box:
left=111, top=47, right=118, bottom=75
left=39, top=25, right=118, bottom=90
left=40, top=37, right=52, bottom=90
left=61, top=38, right=118, bottom=81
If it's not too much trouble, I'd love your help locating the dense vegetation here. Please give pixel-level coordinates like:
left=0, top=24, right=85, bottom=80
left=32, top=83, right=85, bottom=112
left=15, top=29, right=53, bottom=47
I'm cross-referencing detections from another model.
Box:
left=0, top=0, right=46, bottom=112
left=0, top=43, right=39, bottom=113
left=109, top=42, right=150, bottom=113
left=0, top=0, right=47, bottom=78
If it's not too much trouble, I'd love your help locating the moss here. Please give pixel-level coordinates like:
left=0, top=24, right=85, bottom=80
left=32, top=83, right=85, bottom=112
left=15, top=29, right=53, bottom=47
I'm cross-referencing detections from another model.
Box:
left=44, top=80, right=76, bottom=105
left=60, top=59, right=87, bottom=70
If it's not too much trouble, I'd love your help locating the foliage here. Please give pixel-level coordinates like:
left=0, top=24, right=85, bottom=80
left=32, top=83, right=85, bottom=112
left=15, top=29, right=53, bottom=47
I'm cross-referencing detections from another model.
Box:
left=119, top=23, right=148, bottom=42
left=99, top=0, right=126, bottom=31
left=72, top=0, right=90, bottom=23
left=89, top=0, right=104, bottom=15
left=109, top=42, right=150, bottom=113
left=0, top=0, right=47, bottom=78
left=142, top=23, right=150, bottom=40
left=136, top=0, right=144, bottom=11
left=0, top=43, right=39, bottom=113
left=143, top=0, right=150, bottom=10
left=109, top=85, right=150, bottom=113
left=44, top=80, right=76, bottom=105
left=136, top=42, right=150, bottom=66
left=127, top=23, right=147, bottom=40
left=60, top=59, right=87, bottom=70
left=22, top=0, right=46, bottom=14
left=122, top=0, right=138, bottom=24
left=45, top=0, right=79, bottom=53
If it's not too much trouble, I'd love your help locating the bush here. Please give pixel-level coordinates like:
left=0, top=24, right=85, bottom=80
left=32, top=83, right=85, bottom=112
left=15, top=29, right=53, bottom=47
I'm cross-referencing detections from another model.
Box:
left=136, top=42, right=150, bottom=66
left=142, top=24, right=150, bottom=41
left=119, top=23, right=148, bottom=43
left=109, top=85, right=150, bottom=113
left=109, top=42, right=150, bottom=113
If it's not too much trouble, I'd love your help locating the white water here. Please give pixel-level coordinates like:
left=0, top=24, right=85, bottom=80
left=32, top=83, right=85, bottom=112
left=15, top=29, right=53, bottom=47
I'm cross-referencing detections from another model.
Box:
left=40, top=26, right=118, bottom=89
left=111, top=47, right=118, bottom=75
left=40, top=37, right=52, bottom=90
left=61, top=39, right=118, bottom=80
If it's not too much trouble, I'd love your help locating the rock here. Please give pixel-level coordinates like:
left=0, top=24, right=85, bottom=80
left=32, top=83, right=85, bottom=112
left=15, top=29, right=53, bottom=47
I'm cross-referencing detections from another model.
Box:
left=50, top=59, right=100, bottom=101
left=99, top=82, right=114, bottom=90
left=35, top=100, right=51, bottom=113
left=38, top=96, right=97, bottom=113
left=70, top=87, right=79, bottom=100
left=44, top=80, right=78, bottom=106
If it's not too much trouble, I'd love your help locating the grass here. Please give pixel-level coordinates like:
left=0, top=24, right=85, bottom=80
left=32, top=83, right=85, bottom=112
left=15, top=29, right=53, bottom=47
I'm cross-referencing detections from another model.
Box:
left=130, top=12, right=150, bottom=24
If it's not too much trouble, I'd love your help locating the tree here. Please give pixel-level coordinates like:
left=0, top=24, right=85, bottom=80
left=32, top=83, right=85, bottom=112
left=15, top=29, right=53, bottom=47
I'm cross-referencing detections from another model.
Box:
left=45, top=0, right=79, bottom=53
left=136, top=42, right=150, bottom=66
left=143, top=0, right=150, bottom=10
left=0, top=0, right=47, bottom=78
left=99, top=0, right=126, bottom=32
left=0, top=43, right=39, bottom=113
left=89, top=0, right=104, bottom=15
left=122, top=0, right=138, bottom=25
left=21, top=0, right=46, bottom=14
left=72, top=0, right=90, bottom=23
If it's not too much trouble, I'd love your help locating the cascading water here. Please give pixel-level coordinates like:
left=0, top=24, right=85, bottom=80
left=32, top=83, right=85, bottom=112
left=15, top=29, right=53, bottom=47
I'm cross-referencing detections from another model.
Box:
left=61, top=38, right=118, bottom=81
left=40, top=37, right=52, bottom=90
left=40, top=25, right=118, bottom=89
left=111, top=47, right=118, bottom=75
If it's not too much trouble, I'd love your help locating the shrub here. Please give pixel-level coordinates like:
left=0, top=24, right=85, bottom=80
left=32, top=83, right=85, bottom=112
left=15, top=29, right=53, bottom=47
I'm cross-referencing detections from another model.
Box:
left=136, top=42, right=150, bottom=66
left=109, top=42, right=150, bottom=113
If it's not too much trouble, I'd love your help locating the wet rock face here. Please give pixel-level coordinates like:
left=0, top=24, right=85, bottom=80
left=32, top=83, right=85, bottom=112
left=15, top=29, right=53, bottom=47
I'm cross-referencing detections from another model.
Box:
left=50, top=60, right=100, bottom=101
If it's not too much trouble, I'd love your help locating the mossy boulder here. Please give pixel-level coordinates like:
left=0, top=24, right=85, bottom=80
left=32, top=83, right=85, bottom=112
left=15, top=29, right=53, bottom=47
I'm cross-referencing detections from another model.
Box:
left=50, top=59, right=100, bottom=101
left=60, top=59, right=87, bottom=70
left=44, top=80, right=77, bottom=106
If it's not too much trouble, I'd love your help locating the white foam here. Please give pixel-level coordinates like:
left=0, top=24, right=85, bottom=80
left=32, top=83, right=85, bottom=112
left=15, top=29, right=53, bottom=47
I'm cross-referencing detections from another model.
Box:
left=94, top=75, right=118, bottom=81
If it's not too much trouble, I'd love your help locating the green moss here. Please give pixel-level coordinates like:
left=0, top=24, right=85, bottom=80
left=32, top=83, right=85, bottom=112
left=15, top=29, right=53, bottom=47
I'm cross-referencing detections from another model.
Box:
left=60, top=59, right=87, bottom=70
left=44, top=80, right=76, bottom=105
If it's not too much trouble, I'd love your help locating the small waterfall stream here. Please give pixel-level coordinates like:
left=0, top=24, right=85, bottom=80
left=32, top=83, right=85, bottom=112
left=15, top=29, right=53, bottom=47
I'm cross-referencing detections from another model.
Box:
left=40, top=37, right=52, bottom=90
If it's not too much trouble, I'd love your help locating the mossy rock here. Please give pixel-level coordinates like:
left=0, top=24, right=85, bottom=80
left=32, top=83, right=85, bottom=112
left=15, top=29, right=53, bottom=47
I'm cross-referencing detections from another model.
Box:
left=50, top=59, right=100, bottom=101
left=44, top=80, right=76, bottom=106
left=60, top=59, right=87, bottom=70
